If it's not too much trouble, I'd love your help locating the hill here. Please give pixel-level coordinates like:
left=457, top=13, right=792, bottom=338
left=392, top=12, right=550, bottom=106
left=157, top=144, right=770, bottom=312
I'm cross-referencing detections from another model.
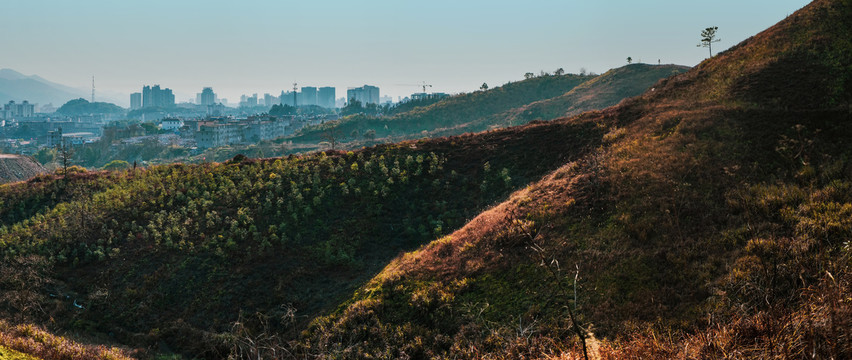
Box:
left=419, top=64, right=690, bottom=139
left=56, top=98, right=125, bottom=115
left=0, top=117, right=603, bottom=357
left=0, top=155, right=46, bottom=184
left=488, top=64, right=690, bottom=128
left=295, top=0, right=852, bottom=358
left=287, top=65, right=688, bottom=151
left=2, top=0, right=851, bottom=358
left=287, top=73, right=595, bottom=146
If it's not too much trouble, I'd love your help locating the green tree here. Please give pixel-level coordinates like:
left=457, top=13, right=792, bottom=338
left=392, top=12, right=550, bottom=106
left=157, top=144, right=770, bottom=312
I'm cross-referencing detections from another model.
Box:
left=627, top=56, right=632, bottom=64
left=340, top=99, right=365, bottom=116
left=524, top=72, right=535, bottom=80
left=103, top=159, right=131, bottom=171
left=33, top=147, right=57, bottom=165
left=697, top=26, right=721, bottom=57
left=554, top=68, right=565, bottom=76
left=480, top=82, right=489, bottom=91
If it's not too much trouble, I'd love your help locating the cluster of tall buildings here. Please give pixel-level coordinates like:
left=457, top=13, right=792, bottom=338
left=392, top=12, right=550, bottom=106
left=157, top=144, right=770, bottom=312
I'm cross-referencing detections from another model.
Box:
left=130, top=85, right=175, bottom=109
left=1, top=100, right=35, bottom=119
left=128, top=83, right=385, bottom=110
left=347, top=85, right=380, bottom=106
left=277, top=86, right=336, bottom=108
left=237, top=86, right=338, bottom=108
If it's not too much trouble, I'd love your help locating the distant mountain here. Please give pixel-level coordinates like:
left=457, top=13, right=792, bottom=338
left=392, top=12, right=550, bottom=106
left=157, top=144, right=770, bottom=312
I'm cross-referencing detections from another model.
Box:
left=0, top=69, right=127, bottom=109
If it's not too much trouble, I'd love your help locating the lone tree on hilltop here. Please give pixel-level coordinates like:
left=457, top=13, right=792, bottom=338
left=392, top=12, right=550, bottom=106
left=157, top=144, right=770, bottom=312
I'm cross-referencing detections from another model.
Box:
left=555, top=68, right=565, bottom=76
left=626, top=57, right=632, bottom=64
left=698, top=26, right=721, bottom=57
left=480, top=82, right=488, bottom=91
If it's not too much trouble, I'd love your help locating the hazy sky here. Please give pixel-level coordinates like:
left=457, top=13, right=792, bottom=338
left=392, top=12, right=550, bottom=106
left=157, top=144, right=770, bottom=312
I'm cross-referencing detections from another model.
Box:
left=2, top=0, right=811, bottom=106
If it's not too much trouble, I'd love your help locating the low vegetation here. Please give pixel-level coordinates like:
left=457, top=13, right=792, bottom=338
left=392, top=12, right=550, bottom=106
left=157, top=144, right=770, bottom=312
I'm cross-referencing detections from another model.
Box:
left=0, top=320, right=132, bottom=360
left=1, top=0, right=849, bottom=358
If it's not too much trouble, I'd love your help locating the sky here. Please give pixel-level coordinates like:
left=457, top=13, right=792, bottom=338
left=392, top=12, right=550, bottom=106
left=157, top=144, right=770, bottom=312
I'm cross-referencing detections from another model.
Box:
left=2, top=0, right=812, bottom=106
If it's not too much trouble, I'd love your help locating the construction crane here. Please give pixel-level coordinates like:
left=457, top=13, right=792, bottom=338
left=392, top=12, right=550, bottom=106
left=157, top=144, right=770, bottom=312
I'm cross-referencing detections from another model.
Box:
left=396, top=81, right=433, bottom=93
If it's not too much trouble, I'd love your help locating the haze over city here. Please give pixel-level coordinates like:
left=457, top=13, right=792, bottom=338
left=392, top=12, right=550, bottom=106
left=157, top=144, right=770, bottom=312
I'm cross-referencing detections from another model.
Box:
left=3, top=0, right=809, bottom=105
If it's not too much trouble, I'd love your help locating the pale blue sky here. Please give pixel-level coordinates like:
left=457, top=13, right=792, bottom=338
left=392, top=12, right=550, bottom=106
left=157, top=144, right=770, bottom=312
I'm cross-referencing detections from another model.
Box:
left=2, top=0, right=811, bottom=105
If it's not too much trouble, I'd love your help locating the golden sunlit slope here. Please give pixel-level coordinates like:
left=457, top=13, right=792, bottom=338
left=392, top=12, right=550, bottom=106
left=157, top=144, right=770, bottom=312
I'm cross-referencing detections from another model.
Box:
left=300, top=0, right=852, bottom=358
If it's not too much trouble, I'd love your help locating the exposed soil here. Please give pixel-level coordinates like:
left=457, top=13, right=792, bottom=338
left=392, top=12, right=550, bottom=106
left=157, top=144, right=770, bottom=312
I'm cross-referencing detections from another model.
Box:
left=0, top=154, right=47, bottom=184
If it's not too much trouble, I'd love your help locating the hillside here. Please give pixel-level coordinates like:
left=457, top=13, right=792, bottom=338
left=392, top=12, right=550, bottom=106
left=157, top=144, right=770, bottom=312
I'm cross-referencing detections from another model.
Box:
left=0, top=117, right=602, bottom=357
left=1, top=0, right=850, bottom=358
left=420, top=64, right=690, bottom=139
left=0, top=155, right=46, bottom=184
left=488, top=64, right=690, bottom=128
left=287, top=65, right=688, bottom=152
left=56, top=98, right=125, bottom=115
left=287, top=73, right=595, bottom=146
left=295, top=0, right=852, bottom=358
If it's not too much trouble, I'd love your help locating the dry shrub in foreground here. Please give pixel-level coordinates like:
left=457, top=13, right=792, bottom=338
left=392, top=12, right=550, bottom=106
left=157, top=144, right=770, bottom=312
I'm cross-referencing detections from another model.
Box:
left=0, top=320, right=133, bottom=360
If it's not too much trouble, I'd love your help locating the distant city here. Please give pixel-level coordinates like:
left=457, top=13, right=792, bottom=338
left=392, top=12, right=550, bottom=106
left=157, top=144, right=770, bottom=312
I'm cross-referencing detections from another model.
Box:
left=0, top=78, right=450, bottom=159
left=127, top=84, right=399, bottom=111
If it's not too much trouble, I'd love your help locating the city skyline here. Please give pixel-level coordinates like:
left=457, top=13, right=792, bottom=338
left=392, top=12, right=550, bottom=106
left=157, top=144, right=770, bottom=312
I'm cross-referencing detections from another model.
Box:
left=2, top=0, right=810, bottom=106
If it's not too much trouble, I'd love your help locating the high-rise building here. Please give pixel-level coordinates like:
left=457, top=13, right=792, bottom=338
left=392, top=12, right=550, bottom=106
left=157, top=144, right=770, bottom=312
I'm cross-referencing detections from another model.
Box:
left=263, top=93, right=278, bottom=107
left=318, top=87, right=336, bottom=108
left=141, top=85, right=175, bottom=108
left=299, top=87, right=317, bottom=106
left=280, top=91, right=295, bottom=106
left=130, top=93, right=142, bottom=109
left=240, top=94, right=259, bottom=107
left=347, top=85, right=380, bottom=105
left=200, top=87, right=216, bottom=106
left=1, top=100, right=35, bottom=119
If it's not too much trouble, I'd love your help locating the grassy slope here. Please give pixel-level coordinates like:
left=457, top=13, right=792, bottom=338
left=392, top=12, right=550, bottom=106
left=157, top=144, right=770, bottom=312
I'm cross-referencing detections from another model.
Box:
left=487, top=64, right=690, bottom=127
left=0, top=116, right=602, bottom=357
left=300, top=0, right=852, bottom=358
left=287, top=65, right=687, bottom=154
left=0, top=346, right=38, bottom=360
left=287, top=73, right=595, bottom=146
left=0, top=320, right=132, bottom=360
left=423, top=64, right=690, bottom=138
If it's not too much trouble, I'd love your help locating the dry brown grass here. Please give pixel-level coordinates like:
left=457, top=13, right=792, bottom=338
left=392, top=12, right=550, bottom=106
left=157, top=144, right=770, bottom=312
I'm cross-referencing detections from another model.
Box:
left=0, top=320, right=135, bottom=360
